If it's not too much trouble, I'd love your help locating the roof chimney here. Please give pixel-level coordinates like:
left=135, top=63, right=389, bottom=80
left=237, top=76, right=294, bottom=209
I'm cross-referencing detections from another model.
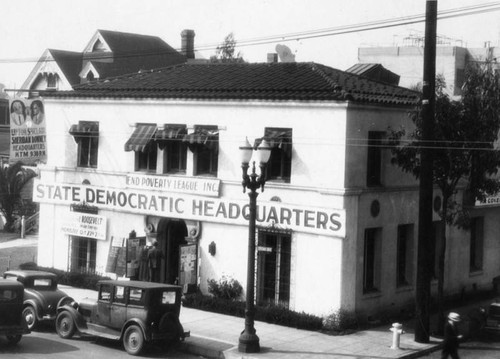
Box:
left=181, top=29, right=195, bottom=59
left=267, top=53, right=278, bottom=63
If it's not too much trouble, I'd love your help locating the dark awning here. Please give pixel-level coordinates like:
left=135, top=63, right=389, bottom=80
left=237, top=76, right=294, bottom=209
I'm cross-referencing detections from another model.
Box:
left=69, top=122, right=99, bottom=142
left=254, top=128, right=292, bottom=154
left=183, top=127, right=219, bottom=151
left=124, top=124, right=156, bottom=152
left=154, top=125, right=187, bottom=149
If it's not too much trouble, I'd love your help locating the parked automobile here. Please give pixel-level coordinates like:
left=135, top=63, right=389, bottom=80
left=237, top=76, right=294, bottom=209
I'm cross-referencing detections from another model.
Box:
left=484, top=302, right=500, bottom=332
left=0, top=279, right=30, bottom=344
left=3, top=270, right=74, bottom=330
left=55, top=280, right=189, bottom=356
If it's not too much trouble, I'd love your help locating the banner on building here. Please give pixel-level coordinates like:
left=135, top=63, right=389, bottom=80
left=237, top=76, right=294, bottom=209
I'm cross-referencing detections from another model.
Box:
left=9, top=97, right=47, bottom=164
left=33, top=179, right=346, bottom=237
left=60, top=212, right=107, bottom=240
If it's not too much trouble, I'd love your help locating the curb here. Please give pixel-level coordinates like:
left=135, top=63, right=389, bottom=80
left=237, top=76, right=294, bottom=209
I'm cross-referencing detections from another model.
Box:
left=179, top=335, right=235, bottom=359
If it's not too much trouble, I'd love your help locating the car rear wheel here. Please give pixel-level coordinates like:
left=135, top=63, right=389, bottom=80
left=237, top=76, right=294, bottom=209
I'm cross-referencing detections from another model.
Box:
left=6, top=335, right=22, bottom=345
left=23, top=305, right=38, bottom=330
left=123, top=324, right=145, bottom=356
left=56, top=311, right=76, bottom=339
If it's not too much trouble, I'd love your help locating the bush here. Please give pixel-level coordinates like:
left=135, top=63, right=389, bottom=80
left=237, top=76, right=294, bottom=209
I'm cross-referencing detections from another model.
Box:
left=182, top=292, right=323, bottom=331
left=322, top=308, right=359, bottom=332
left=207, top=275, right=243, bottom=301
left=18, top=262, right=110, bottom=290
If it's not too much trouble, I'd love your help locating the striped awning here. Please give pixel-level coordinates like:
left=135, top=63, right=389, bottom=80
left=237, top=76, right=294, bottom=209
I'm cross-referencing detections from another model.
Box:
left=183, top=127, right=219, bottom=151
left=154, top=124, right=187, bottom=150
left=69, top=122, right=99, bottom=142
left=124, top=124, right=156, bottom=152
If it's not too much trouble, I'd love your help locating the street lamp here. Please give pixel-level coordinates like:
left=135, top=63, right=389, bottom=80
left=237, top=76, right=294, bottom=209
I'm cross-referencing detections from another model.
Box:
left=238, top=137, right=271, bottom=353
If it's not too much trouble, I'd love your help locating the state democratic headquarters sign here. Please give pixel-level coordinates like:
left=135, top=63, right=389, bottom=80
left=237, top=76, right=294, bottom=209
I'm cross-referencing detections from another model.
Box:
left=33, top=179, right=346, bottom=238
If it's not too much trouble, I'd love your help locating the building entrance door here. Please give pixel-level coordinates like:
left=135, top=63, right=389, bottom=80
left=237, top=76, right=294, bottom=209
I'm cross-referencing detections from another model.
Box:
left=157, top=219, right=187, bottom=284
left=256, top=231, right=291, bottom=307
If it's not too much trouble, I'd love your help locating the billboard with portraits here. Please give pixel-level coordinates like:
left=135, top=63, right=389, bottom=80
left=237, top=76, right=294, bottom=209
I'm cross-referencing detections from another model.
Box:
left=9, top=97, right=47, bottom=164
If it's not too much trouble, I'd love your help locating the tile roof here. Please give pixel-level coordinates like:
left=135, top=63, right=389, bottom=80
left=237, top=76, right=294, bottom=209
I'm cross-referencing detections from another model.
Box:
left=43, top=62, right=421, bottom=106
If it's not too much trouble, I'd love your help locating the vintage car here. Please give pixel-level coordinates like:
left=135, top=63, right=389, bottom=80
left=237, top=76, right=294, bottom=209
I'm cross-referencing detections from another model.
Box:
left=3, top=270, right=74, bottom=330
left=484, top=302, right=500, bottom=331
left=0, top=279, right=30, bottom=344
left=55, top=280, right=189, bottom=355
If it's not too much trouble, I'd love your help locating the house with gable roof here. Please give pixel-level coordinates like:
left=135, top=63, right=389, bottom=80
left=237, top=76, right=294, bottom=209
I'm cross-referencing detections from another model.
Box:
left=21, top=29, right=196, bottom=92
left=32, top=61, right=500, bottom=320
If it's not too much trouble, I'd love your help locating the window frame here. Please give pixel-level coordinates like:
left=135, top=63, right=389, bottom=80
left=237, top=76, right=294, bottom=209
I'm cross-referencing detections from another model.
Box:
left=264, top=127, right=292, bottom=183
left=135, top=148, right=158, bottom=172
left=366, top=131, right=385, bottom=187
left=164, top=139, right=187, bottom=174
left=396, top=224, right=414, bottom=288
left=363, top=227, right=382, bottom=294
left=469, top=217, right=484, bottom=272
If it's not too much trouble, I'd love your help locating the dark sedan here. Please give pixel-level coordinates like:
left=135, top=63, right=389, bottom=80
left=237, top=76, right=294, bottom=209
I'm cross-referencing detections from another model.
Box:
left=3, top=270, right=74, bottom=330
left=0, top=279, right=30, bottom=344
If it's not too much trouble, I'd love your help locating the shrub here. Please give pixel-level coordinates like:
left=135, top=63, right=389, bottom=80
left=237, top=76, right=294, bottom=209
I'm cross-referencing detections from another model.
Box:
left=322, top=308, right=359, bottom=332
left=207, top=275, right=243, bottom=301
left=182, top=292, right=323, bottom=331
left=18, top=262, right=110, bottom=290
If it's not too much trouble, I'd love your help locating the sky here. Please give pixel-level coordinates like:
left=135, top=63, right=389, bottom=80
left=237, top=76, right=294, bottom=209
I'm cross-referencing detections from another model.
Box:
left=1, top=0, right=500, bottom=89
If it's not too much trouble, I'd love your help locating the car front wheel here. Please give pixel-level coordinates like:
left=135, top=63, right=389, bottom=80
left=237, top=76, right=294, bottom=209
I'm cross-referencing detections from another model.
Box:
left=56, top=311, right=76, bottom=339
left=23, top=306, right=38, bottom=330
left=123, top=324, right=145, bottom=356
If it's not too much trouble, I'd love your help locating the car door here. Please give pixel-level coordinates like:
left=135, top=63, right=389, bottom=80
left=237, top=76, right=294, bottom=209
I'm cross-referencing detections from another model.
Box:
left=96, top=283, right=112, bottom=325
left=109, top=285, right=127, bottom=329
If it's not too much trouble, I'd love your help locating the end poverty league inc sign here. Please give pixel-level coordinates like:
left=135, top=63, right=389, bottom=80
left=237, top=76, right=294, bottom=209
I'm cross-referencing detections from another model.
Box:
left=33, top=179, right=346, bottom=238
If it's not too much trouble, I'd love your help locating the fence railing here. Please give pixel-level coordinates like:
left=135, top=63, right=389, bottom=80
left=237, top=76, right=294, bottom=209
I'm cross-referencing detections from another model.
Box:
left=20, top=212, right=39, bottom=239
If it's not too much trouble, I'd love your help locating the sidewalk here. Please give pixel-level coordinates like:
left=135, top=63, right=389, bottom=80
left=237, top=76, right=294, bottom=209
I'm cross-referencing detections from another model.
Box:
left=59, top=284, right=445, bottom=359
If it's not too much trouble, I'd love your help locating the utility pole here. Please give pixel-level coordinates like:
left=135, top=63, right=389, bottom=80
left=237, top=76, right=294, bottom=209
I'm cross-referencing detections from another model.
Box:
left=415, top=0, right=437, bottom=343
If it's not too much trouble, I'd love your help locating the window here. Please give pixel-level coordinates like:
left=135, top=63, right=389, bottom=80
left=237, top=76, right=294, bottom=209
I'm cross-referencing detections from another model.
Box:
left=99, top=284, right=112, bottom=302
left=397, top=224, right=414, bottom=287
left=124, top=124, right=157, bottom=172
left=155, top=125, right=187, bottom=174
left=69, top=121, right=99, bottom=168
left=0, top=99, right=9, bottom=125
left=70, top=236, right=97, bottom=274
left=184, top=125, right=218, bottom=176
left=367, top=131, right=384, bottom=186
left=431, top=221, right=444, bottom=279
left=470, top=217, right=484, bottom=272
left=129, top=288, right=145, bottom=306
left=47, top=73, right=57, bottom=89
left=114, top=286, right=126, bottom=304
left=136, top=149, right=157, bottom=172
left=256, top=231, right=291, bottom=307
left=264, top=128, right=292, bottom=182
left=363, top=228, right=382, bottom=293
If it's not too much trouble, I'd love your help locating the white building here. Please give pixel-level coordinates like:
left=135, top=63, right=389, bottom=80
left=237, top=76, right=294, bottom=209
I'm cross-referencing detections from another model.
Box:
left=33, top=62, right=500, bottom=320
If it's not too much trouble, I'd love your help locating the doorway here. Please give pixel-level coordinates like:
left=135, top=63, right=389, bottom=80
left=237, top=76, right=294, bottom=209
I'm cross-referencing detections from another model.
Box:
left=256, top=231, right=291, bottom=307
left=157, top=219, right=188, bottom=284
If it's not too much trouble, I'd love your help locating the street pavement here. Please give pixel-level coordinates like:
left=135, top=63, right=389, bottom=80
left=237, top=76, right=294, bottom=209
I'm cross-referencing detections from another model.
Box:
left=2, top=234, right=498, bottom=359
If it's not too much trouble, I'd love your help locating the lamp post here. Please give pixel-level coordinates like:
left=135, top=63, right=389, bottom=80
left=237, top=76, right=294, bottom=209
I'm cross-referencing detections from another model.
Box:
left=238, top=137, right=271, bottom=353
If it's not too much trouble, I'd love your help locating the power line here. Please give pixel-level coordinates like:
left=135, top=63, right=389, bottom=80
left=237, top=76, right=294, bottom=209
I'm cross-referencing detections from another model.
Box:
left=1, top=2, right=500, bottom=65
